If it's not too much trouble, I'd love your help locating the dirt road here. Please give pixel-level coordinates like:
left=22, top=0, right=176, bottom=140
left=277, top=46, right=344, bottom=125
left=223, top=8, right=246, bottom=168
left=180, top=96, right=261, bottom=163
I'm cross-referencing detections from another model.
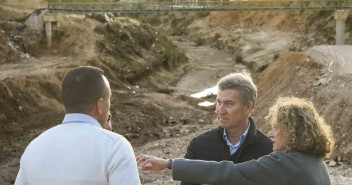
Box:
left=173, top=29, right=293, bottom=97
left=173, top=37, right=247, bottom=96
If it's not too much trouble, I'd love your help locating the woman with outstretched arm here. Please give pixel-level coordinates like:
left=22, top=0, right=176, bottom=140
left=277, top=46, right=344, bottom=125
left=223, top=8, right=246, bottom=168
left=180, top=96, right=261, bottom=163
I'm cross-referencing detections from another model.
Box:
left=137, top=97, right=334, bottom=185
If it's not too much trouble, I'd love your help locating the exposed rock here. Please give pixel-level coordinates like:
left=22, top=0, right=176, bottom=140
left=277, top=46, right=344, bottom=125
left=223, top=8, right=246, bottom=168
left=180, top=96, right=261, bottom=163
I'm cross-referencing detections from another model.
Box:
left=329, top=160, right=337, bottom=167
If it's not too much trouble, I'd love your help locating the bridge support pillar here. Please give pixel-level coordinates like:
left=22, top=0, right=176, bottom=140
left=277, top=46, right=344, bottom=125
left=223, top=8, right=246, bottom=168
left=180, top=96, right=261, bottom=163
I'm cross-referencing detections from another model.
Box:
left=45, top=22, right=52, bottom=48
left=335, top=10, right=349, bottom=45
left=43, top=13, right=61, bottom=48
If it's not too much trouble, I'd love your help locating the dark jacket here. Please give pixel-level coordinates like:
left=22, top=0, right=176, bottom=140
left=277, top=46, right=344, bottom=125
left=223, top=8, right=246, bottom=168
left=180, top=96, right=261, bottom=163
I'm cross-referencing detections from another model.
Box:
left=174, top=151, right=331, bottom=185
left=182, top=118, right=273, bottom=185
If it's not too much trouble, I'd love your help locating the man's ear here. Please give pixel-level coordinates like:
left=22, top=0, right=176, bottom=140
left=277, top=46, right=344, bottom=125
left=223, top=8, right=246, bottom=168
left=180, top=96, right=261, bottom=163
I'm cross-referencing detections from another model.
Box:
left=95, top=98, right=104, bottom=115
left=244, top=102, right=253, bottom=115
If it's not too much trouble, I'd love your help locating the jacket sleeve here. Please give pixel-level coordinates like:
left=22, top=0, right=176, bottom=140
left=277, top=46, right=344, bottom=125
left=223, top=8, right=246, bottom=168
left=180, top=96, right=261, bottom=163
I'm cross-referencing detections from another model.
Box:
left=173, top=152, right=299, bottom=185
left=182, top=138, right=201, bottom=185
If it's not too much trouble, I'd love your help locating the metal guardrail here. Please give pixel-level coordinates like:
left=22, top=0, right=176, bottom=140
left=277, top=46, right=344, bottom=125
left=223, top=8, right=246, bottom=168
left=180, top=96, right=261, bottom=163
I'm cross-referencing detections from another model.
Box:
left=47, top=0, right=352, bottom=13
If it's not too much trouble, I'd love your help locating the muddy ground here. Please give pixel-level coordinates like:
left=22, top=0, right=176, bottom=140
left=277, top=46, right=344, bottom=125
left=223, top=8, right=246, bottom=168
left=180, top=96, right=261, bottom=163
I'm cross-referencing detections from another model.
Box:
left=1, top=1, right=352, bottom=184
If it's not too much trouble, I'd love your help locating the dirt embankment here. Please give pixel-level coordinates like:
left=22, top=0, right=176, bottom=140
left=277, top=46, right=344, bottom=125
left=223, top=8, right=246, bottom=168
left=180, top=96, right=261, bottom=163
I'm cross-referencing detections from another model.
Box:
left=0, top=30, right=16, bottom=64
left=0, top=6, right=25, bottom=64
left=138, top=10, right=350, bottom=75
left=189, top=10, right=342, bottom=51
left=253, top=51, right=352, bottom=162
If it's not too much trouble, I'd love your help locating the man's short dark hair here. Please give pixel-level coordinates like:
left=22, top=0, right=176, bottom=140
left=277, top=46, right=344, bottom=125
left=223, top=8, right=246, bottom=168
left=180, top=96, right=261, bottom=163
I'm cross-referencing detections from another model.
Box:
left=61, top=66, right=107, bottom=113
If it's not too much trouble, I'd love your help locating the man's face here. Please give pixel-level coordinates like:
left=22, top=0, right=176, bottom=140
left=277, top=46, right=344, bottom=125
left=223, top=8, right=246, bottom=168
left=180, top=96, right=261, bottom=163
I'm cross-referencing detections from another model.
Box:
left=98, top=76, right=111, bottom=126
left=215, top=89, right=249, bottom=130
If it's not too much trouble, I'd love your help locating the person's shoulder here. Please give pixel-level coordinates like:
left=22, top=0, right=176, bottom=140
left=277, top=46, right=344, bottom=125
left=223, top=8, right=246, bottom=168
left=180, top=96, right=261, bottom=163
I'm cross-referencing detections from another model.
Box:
left=27, top=125, right=60, bottom=144
left=96, top=127, right=128, bottom=142
left=283, top=151, right=320, bottom=162
left=193, top=127, right=220, bottom=140
left=267, top=151, right=318, bottom=164
left=269, top=151, right=325, bottom=176
left=257, top=151, right=301, bottom=166
left=31, top=124, right=67, bottom=141
left=248, top=118, right=272, bottom=143
left=254, top=129, right=272, bottom=143
left=44, top=124, right=128, bottom=143
left=95, top=128, right=134, bottom=153
left=268, top=151, right=293, bottom=158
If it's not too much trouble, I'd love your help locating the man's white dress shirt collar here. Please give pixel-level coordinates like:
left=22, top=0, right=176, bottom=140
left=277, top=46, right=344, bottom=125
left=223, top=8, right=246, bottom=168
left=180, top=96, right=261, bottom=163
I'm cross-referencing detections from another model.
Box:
left=62, top=113, right=102, bottom=128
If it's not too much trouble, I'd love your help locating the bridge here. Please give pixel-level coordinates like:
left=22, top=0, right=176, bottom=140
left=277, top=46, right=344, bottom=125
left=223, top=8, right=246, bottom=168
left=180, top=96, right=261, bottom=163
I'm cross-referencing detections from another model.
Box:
left=40, top=1, right=352, bottom=46
left=47, top=0, right=352, bottom=13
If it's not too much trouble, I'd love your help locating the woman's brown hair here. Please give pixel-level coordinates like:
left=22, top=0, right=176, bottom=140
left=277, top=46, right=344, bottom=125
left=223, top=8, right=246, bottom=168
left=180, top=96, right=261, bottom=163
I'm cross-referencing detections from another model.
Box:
left=266, top=97, right=335, bottom=158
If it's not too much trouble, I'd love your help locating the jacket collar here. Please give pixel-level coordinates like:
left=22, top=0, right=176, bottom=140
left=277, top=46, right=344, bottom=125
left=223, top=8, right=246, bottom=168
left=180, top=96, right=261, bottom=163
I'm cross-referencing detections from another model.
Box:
left=217, top=117, right=258, bottom=146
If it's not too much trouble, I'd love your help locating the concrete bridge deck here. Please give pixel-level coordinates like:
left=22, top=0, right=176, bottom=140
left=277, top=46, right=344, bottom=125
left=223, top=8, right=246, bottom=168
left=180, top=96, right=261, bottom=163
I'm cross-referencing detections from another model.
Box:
left=43, top=1, right=352, bottom=45
left=48, top=0, right=352, bottom=13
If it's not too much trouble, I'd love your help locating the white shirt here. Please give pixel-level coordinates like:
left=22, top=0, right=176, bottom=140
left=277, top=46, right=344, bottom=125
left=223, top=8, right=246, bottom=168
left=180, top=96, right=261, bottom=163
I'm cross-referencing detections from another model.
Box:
left=223, top=122, right=250, bottom=155
left=15, top=113, right=141, bottom=185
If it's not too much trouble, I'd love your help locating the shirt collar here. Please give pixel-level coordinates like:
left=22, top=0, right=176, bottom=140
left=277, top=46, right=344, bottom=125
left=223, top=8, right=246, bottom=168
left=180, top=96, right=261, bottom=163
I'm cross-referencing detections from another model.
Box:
left=62, top=113, right=102, bottom=128
left=223, top=121, right=251, bottom=145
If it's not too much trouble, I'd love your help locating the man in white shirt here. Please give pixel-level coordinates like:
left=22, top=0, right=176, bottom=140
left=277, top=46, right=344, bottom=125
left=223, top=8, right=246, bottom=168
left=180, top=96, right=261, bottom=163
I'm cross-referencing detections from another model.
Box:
left=15, top=66, right=141, bottom=185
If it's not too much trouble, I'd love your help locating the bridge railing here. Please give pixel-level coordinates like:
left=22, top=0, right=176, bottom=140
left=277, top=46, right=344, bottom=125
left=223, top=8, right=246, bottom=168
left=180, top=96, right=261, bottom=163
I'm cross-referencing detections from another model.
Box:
left=47, top=0, right=352, bottom=13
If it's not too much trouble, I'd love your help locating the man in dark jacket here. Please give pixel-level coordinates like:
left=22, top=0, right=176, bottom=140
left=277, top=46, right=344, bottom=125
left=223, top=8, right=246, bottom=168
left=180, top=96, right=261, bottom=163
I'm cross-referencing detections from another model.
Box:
left=182, top=72, right=273, bottom=185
